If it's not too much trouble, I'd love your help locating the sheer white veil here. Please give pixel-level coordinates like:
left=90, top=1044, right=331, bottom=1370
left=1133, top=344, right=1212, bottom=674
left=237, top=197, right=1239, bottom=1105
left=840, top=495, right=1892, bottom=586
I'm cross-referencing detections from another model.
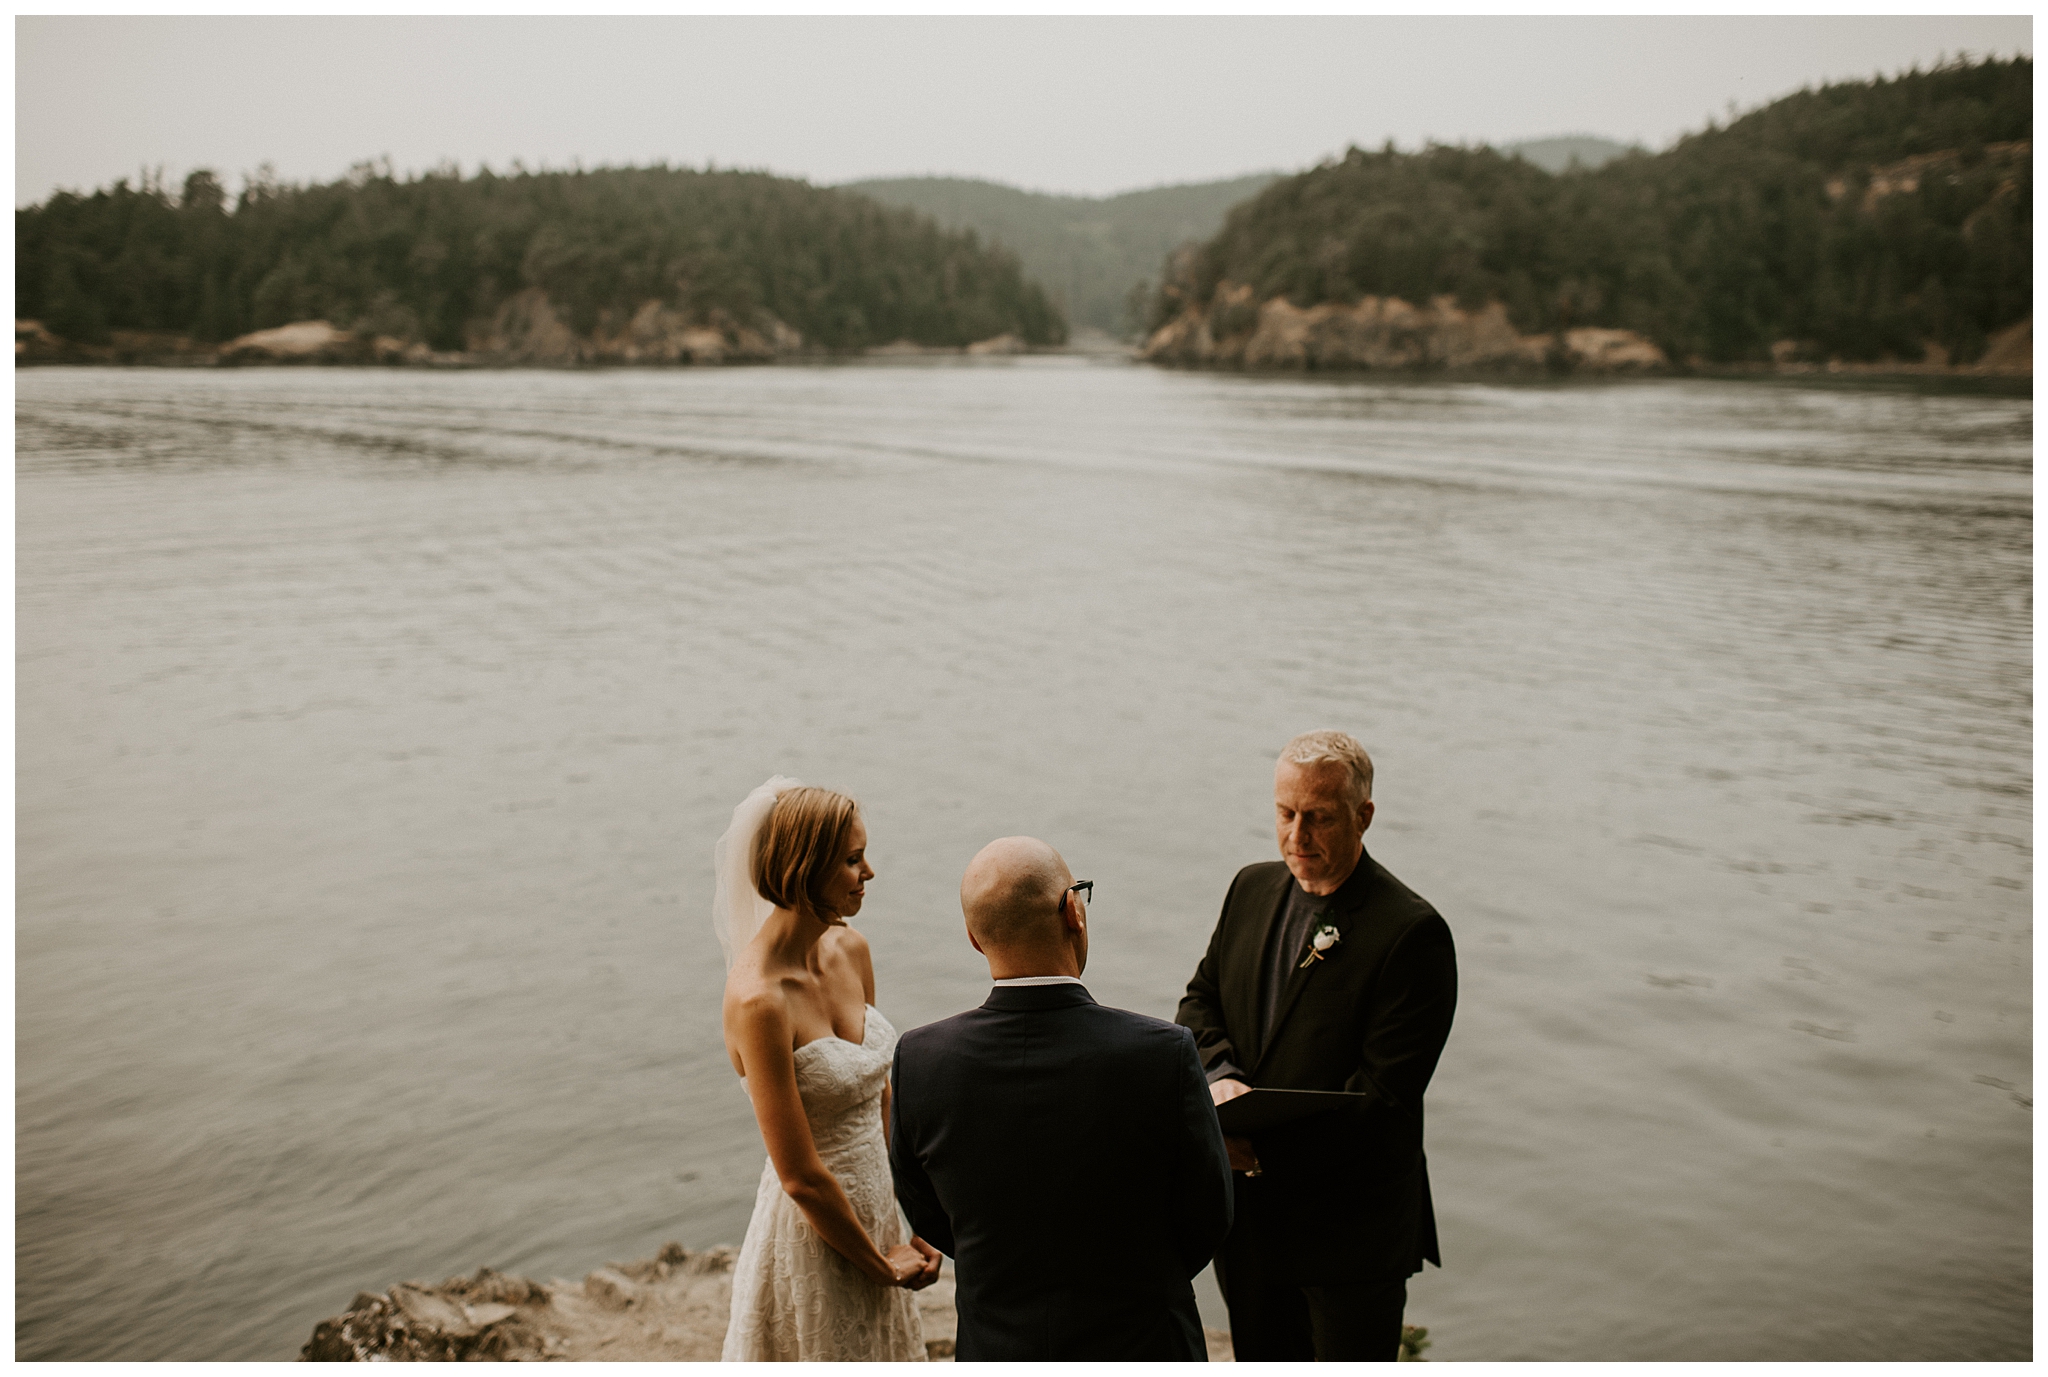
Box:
left=711, top=775, right=803, bottom=970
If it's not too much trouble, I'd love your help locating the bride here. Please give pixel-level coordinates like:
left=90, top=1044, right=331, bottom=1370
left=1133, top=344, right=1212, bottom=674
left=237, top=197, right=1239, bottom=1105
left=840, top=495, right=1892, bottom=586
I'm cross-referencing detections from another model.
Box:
left=715, top=777, right=940, bottom=1362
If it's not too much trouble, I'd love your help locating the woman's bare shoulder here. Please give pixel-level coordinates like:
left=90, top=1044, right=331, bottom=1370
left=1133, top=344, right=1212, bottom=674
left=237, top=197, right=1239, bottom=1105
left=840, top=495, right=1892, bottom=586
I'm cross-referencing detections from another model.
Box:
left=724, top=967, right=793, bottom=1027
left=820, top=925, right=875, bottom=979
left=818, top=926, right=877, bottom=1006
left=821, top=924, right=872, bottom=961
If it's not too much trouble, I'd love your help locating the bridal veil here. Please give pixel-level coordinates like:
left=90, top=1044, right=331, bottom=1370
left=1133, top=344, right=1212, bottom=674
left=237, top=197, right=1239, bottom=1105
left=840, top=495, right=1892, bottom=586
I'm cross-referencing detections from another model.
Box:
left=711, top=775, right=803, bottom=969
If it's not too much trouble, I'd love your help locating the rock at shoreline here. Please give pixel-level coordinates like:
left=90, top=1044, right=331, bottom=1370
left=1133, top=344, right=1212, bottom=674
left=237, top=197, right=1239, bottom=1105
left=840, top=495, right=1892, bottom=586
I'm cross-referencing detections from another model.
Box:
left=1142, top=281, right=2033, bottom=378
left=965, top=332, right=1027, bottom=356
left=298, top=1244, right=1437, bottom=1361
left=16, top=299, right=1072, bottom=370
left=298, top=1243, right=967, bottom=1362
left=16, top=319, right=217, bottom=366
left=1143, top=283, right=1666, bottom=374
left=1971, top=316, right=2031, bottom=373
left=220, top=320, right=369, bottom=364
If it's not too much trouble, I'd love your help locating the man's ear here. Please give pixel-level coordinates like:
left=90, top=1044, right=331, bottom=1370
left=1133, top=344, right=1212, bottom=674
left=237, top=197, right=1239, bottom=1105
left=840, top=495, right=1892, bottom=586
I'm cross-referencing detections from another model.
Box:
left=966, top=925, right=984, bottom=954
left=1359, top=799, right=1376, bottom=833
left=1062, top=891, right=1085, bottom=934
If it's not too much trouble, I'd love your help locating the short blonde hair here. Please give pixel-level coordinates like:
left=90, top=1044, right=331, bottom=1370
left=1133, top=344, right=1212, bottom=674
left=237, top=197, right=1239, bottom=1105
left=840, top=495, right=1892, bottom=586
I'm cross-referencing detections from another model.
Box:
left=1279, top=730, right=1374, bottom=809
left=753, top=785, right=861, bottom=922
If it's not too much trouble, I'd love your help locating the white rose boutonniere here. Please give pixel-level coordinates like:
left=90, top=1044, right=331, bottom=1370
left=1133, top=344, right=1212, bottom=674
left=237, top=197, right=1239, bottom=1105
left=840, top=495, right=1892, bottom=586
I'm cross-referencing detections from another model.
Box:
left=1298, top=922, right=1342, bottom=969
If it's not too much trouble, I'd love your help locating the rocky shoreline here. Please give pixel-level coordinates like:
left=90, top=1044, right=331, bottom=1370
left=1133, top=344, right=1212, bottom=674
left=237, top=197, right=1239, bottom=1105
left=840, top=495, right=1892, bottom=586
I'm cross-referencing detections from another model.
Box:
left=13, top=292, right=1044, bottom=370
left=297, top=1244, right=1238, bottom=1362
left=298, top=1244, right=955, bottom=1362
left=1140, top=284, right=2032, bottom=379
left=296, top=1244, right=1432, bottom=1361
left=20, top=300, right=2027, bottom=382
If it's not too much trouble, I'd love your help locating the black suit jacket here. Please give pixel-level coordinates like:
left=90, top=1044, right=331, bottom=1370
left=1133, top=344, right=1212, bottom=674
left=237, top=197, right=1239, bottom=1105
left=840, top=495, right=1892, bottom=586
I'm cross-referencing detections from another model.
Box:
left=890, top=984, right=1234, bottom=1361
left=1176, top=850, right=1456, bottom=1281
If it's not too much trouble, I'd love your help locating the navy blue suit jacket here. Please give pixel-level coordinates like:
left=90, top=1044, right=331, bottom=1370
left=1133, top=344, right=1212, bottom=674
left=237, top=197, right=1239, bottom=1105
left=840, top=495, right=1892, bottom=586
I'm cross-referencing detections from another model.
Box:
left=890, top=983, right=1234, bottom=1361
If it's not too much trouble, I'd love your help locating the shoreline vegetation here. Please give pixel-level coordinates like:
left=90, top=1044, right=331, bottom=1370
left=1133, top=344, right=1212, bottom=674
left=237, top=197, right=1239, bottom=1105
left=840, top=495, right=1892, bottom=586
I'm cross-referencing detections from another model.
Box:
left=15, top=165, right=1067, bottom=367
left=293, top=1244, right=1432, bottom=1362
left=842, top=139, right=1635, bottom=338
left=1139, top=59, right=2030, bottom=376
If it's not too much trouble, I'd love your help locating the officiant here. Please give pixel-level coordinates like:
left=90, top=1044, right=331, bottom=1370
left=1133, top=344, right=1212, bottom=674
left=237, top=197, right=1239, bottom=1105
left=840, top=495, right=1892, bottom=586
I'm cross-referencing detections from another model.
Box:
left=1176, top=730, right=1458, bottom=1361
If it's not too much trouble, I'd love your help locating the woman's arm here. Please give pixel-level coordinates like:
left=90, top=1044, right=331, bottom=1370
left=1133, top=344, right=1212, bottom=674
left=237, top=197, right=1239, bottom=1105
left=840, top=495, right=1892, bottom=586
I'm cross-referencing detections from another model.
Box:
left=728, top=990, right=925, bottom=1287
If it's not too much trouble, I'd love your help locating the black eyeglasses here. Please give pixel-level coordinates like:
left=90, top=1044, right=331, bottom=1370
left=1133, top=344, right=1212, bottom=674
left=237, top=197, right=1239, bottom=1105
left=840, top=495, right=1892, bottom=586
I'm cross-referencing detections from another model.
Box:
left=1066, top=880, right=1093, bottom=908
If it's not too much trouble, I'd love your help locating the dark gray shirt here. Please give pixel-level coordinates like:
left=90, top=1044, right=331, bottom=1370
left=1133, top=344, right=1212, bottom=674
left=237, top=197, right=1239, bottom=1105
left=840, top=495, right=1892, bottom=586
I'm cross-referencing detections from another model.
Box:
left=1258, top=881, right=1333, bottom=1048
left=1206, top=879, right=1336, bottom=1085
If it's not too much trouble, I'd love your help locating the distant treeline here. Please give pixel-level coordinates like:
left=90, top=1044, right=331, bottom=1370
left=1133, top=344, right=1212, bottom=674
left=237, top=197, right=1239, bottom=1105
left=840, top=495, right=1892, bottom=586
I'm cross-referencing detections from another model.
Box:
left=16, top=164, right=1067, bottom=351
left=1151, top=58, right=2031, bottom=363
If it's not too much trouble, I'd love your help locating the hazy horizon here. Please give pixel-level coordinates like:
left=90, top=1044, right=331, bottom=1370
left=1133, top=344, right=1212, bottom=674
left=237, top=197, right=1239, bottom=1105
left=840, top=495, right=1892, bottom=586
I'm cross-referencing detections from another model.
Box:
left=16, top=16, right=2032, bottom=208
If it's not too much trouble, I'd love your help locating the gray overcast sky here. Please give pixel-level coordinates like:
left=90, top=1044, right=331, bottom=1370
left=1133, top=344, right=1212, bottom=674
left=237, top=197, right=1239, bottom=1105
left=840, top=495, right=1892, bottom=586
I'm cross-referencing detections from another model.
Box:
left=15, top=15, right=2034, bottom=207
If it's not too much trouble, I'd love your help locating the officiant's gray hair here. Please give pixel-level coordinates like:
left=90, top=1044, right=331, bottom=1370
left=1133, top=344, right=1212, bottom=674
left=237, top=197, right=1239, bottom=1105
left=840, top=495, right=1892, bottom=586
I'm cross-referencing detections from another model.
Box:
left=1280, top=730, right=1374, bottom=809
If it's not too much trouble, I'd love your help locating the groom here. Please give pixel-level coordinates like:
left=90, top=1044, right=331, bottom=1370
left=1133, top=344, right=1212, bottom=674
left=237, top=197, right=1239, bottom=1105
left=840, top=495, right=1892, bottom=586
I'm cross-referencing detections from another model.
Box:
left=1177, top=730, right=1458, bottom=1361
left=889, top=837, right=1233, bottom=1360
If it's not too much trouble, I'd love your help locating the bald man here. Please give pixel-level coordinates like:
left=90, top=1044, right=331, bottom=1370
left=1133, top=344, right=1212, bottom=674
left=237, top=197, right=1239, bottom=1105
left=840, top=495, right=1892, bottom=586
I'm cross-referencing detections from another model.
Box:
left=888, top=837, right=1234, bottom=1361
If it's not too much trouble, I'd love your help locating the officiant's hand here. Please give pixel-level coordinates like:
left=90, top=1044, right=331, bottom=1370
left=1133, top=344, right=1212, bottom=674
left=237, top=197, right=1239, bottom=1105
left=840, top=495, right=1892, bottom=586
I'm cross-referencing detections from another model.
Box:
left=1208, top=1079, right=1264, bottom=1174
left=1209, top=1077, right=1253, bottom=1107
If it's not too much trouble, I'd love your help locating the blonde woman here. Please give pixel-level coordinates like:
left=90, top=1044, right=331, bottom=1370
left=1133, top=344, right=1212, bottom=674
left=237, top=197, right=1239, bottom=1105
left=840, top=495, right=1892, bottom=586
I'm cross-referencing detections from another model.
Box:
left=714, top=777, right=940, bottom=1361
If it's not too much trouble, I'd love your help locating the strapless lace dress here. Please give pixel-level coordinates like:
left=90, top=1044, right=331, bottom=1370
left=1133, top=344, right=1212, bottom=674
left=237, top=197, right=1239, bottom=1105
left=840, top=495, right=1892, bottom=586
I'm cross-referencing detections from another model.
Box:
left=721, top=1004, right=926, bottom=1361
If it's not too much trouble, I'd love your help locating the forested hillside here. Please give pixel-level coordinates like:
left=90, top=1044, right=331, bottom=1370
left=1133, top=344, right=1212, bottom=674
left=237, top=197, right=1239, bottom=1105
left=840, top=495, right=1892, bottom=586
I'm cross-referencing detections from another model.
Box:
left=845, top=174, right=1278, bottom=335
left=1149, top=58, right=2030, bottom=366
left=16, top=164, right=1066, bottom=354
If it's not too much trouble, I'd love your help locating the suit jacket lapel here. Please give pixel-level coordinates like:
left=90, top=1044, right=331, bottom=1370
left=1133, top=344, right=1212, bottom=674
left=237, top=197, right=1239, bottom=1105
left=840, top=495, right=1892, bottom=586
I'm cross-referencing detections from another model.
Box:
left=1233, top=874, right=1291, bottom=1072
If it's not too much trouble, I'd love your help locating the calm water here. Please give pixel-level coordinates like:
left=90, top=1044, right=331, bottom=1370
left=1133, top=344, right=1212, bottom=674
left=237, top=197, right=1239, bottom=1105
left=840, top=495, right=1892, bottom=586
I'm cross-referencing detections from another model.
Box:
left=16, top=361, right=2030, bottom=1360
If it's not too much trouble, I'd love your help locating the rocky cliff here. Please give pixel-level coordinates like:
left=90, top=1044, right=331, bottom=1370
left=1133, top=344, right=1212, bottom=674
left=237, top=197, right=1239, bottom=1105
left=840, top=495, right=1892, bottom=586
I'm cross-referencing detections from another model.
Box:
left=296, top=1243, right=1433, bottom=1361
left=297, top=1244, right=959, bottom=1362
left=1142, top=282, right=2032, bottom=377
left=1143, top=283, right=1669, bottom=374
left=466, top=290, right=805, bottom=367
left=14, top=294, right=1042, bottom=369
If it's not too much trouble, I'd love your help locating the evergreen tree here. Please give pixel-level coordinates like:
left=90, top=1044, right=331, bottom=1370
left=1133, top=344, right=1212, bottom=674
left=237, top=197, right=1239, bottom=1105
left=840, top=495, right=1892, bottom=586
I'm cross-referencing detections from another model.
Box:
left=16, top=165, right=1067, bottom=351
left=1152, top=58, right=2029, bottom=364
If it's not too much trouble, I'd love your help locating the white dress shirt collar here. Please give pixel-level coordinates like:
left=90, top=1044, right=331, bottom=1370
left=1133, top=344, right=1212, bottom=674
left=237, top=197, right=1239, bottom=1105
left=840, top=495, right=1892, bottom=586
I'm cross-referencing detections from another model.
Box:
left=991, top=975, right=1086, bottom=987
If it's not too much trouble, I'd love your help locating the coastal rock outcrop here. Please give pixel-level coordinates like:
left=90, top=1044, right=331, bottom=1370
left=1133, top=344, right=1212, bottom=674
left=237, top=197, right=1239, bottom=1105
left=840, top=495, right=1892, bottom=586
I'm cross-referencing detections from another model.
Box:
left=965, top=332, right=1028, bottom=355
left=1142, top=282, right=1668, bottom=374
left=457, top=289, right=807, bottom=366
left=16, top=319, right=216, bottom=366
left=15, top=319, right=65, bottom=360
left=298, top=1243, right=964, bottom=1362
left=17, top=296, right=1057, bottom=369
left=220, top=320, right=373, bottom=365
left=1964, top=315, right=2032, bottom=373
left=297, top=1244, right=1431, bottom=1362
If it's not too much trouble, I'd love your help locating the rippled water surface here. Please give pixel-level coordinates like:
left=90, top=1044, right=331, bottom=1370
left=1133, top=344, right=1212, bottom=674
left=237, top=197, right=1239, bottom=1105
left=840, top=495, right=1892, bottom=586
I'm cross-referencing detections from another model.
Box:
left=16, top=362, right=2031, bottom=1359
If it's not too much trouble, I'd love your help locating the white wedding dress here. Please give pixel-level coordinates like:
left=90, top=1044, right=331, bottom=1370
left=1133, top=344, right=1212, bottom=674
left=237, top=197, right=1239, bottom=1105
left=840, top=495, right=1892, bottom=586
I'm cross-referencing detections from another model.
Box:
left=721, top=1004, right=926, bottom=1362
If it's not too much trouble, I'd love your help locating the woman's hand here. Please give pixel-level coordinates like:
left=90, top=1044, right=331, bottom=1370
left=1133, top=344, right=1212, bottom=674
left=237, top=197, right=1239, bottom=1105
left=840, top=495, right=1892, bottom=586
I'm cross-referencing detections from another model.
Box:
left=882, top=1244, right=928, bottom=1286
left=881, top=1237, right=943, bottom=1289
